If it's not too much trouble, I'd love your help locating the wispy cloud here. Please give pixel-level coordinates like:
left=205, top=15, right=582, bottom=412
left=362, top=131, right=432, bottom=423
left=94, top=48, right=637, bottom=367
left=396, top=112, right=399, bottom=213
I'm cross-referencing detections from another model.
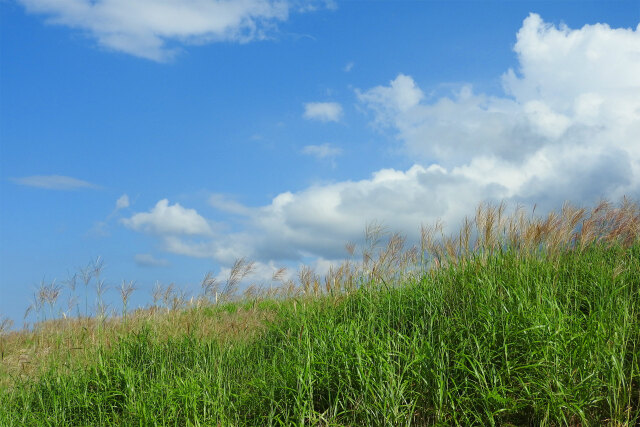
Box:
left=86, top=221, right=109, bottom=238
left=18, top=0, right=332, bottom=61
left=134, top=253, right=169, bottom=267
left=344, top=61, right=354, bottom=72
left=115, top=194, right=130, bottom=210
left=209, top=194, right=251, bottom=216
left=11, top=175, right=98, bottom=190
left=303, top=102, right=343, bottom=122
left=87, top=194, right=133, bottom=237
left=301, top=143, right=342, bottom=160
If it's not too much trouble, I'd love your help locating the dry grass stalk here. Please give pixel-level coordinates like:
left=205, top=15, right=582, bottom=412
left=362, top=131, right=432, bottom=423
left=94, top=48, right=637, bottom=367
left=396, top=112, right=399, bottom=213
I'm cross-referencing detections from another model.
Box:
left=119, top=280, right=136, bottom=319
left=222, top=258, right=255, bottom=301
left=200, top=271, right=219, bottom=304
left=298, top=266, right=322, bottom=297
left=0, top=315, right=14, bottom=362
left=272, top=267, right=287, bottom=283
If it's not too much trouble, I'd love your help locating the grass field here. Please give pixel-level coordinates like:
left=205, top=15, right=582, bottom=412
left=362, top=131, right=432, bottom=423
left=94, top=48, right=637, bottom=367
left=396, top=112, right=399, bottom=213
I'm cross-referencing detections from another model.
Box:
left=1, top=200, right=639, bottom=425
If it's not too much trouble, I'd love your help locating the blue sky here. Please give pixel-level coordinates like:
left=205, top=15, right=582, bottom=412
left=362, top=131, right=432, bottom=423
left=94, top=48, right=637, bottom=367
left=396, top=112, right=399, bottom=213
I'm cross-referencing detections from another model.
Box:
left=2, top=0, right=639, bottom=327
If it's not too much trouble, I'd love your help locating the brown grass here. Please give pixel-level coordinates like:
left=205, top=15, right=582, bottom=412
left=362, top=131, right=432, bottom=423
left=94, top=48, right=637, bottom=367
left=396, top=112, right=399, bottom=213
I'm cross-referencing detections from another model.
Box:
left=0, top=304, right=276, bottom=390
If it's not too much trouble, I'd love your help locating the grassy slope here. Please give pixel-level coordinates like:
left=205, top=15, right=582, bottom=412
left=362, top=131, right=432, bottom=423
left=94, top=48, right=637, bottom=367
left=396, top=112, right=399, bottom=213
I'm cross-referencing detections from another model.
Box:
left=1, top=244, right=638, bottom=425
left=1, top=201, right=639, bottom=425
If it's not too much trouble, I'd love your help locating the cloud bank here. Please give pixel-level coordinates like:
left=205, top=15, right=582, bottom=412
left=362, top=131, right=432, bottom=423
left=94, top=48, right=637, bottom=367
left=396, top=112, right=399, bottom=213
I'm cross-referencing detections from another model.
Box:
left=123, top=14, right=640, bottom=273
left=18, top=0, right=329, bottom=61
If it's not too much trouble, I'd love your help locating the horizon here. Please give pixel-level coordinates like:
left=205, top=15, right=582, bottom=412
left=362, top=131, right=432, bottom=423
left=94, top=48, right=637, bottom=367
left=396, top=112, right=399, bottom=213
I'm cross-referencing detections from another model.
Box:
left=1, top=0, right=639, bottom=327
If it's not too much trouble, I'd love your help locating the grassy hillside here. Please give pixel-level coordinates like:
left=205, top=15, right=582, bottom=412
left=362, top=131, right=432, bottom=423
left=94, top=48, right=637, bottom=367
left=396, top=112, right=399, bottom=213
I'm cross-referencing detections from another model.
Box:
left=1, top=200, right=639, bottom=425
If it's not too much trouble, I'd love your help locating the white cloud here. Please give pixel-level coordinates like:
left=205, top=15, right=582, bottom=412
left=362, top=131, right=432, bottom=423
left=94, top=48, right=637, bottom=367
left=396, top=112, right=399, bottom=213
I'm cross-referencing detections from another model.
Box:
left=301, top=143, right=342, bottom=160
left=357, top=74, right=424, bottom=119
left=134, top=253, right=169, bottom=267
left=242, top=164, right=497, bottom=260
left=115, top=194, right=130, bottom=210
left=503, top=14, right=640, bottom=113
left=356, top=14, right=640, bottom=209
left=344, top=61, right=354, bottom=72
left=121, top=199, right=213, bottom=236
left=145, top=165, right=490, bottom=264
left=303, top=102, right=343, bottom=122
left=11, top=175, right=98, bottom=190
left=18, top=0, right=330, bottom=61
left=123, top=14, right=640, bottom=276
left=522, top=100, right=571, bottom=140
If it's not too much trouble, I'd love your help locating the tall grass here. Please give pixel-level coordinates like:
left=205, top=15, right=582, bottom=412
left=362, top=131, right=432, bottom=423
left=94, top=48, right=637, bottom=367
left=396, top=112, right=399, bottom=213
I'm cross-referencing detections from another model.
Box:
left=1, top=199, right=639, bottom=425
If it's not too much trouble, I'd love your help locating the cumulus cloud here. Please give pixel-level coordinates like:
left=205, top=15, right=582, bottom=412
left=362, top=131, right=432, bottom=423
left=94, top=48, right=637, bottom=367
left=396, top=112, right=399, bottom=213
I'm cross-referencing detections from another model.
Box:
left=303, top=102, right=343, bottom=122
left=301, top=143, right=343, bottom=160
left=132, top=165, right=491, bottom=265
left=503, top=13, right=640, bottom=113
left=124, top=14, right=640, bottom=274
left=18, top=0, right=329, bottom=61
left=357, top=13, right=640, bottom=209
left=121, top=199, right=213, bottom=236
left=134, top=253, right=169, bottom=267
left=11, top=175, right=98, bottom=190
left=242, top=165, right=493, bottom=260
left=358, top=74, right=424, bottom=118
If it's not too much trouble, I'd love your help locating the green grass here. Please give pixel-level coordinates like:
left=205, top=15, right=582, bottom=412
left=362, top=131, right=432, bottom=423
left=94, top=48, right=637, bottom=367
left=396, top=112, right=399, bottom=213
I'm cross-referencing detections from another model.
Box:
left=1, top=200, right=639, bottom=425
